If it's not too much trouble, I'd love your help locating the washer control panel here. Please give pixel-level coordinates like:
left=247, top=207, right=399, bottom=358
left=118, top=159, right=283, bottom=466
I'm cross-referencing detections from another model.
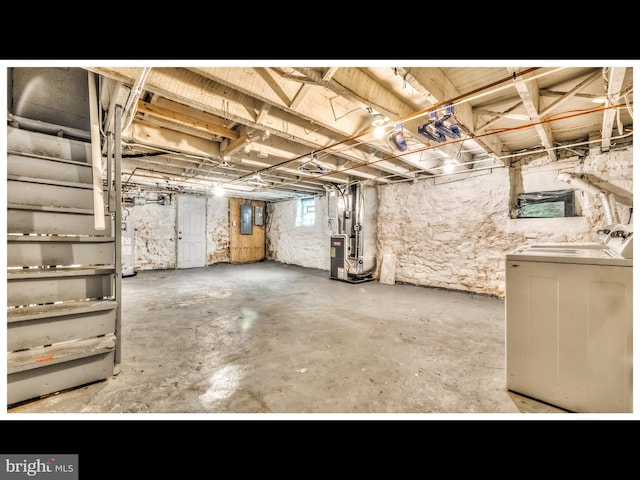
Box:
left=604, top=224, right=633, bottom=259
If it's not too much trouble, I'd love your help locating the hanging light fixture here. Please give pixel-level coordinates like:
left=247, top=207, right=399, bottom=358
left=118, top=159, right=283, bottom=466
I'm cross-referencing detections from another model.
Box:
left=369, top=113, right=385, bottom=138
left=371, top=113, right=385, bottom=127
left=299, top=152, right=328, bottom=174
left=442, top=158, right=457, bottom=174
left=247, top=174, right=269, bottom=187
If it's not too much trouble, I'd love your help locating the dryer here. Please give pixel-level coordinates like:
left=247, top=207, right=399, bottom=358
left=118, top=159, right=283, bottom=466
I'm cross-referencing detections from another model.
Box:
left=505, top=224, right=633, bottom=413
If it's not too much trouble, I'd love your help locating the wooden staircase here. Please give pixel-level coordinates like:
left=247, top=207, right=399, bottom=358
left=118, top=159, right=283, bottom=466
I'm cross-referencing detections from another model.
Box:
left=6, top=125, right=120, bottom=406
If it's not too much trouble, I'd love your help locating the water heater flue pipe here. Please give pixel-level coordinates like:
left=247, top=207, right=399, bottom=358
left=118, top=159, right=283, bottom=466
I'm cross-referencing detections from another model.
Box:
left=556, top=172, right=619, bottom=225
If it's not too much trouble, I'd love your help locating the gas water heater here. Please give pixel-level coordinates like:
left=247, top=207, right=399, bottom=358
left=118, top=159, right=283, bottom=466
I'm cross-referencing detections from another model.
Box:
left=329, top=183, right=375, bottom=284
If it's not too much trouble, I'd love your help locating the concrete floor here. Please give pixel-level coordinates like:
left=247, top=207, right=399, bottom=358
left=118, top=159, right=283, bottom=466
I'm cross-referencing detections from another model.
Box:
left=7, top=260, right=570, bottom=418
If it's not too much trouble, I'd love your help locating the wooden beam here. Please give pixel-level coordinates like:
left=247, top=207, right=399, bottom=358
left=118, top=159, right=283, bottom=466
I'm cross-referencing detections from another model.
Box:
left=601, top=67, right=627, bottom=151
left=509, top=67, right=557, bottom=161
left=136, top=100, right=239, bottom=140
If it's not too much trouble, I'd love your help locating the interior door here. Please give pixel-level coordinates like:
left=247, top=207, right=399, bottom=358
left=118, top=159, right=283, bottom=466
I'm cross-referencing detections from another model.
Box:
left=177, top=195, right=206, bottom=268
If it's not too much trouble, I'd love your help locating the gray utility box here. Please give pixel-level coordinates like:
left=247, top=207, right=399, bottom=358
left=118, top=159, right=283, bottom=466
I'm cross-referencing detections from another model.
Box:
left=330, top=234, right=349, bottom=280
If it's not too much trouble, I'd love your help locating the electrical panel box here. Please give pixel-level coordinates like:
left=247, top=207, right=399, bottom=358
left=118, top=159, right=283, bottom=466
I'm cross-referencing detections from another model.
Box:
left=240, top=203, right=253, bottom=235
left=254, top=206, right=264, bottom=226
left=121, top=219, right=136, bottom=277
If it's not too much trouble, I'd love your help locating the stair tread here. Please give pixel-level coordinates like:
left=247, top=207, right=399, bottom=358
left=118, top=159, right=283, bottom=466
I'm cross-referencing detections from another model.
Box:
left=8, top=266, right=115, bottom=279
left=8, top=234, right=115, bottom=243
left=7, top=333, right=116, bottom=374
left=7, top=203, right=101, bottom=215
left=7, top=299, right=118, bottom=322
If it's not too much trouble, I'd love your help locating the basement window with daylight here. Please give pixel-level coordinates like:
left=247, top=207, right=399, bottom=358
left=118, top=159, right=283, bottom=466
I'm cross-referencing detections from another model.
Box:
left=296, top=197, right=315, bottom=226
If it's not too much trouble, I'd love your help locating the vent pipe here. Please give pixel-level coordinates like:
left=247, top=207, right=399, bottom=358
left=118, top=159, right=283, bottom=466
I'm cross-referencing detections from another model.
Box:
left=556, top=172, right=619, bottom=225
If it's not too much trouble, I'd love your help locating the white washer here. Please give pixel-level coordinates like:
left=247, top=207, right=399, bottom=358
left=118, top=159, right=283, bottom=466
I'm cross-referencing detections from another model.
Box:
left=505, top=225, right=633, bottom=413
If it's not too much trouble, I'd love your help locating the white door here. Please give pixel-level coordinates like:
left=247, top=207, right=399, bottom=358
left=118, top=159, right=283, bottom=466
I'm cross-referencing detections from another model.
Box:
left=177, top=195, right=206, bottom=268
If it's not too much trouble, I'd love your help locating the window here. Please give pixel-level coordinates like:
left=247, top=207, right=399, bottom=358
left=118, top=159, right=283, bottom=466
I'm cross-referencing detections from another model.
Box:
left=516, top=189, right=575, bottom=218
left=296, top=197, right=315, bottom=226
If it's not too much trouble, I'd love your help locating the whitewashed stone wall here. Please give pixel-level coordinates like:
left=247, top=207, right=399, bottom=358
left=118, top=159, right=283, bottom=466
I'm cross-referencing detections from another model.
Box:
left=266, top=185, right=379, bottom=272
left=510, top=145, right=633, bottom=240
left=125, top=194, right=231, bottom=270
left=377, top=145, right=633, bottom=297
left=125, top=146, right=631, bottom=297
left=266, top=195, right=331, bottom=270
left=126, top=200, right=177, bottom=270
left=581, top=145, right=633, bottom=225
left=206, top=196, right=230, bottom=264
left=377, top=168, right=515, bottom=297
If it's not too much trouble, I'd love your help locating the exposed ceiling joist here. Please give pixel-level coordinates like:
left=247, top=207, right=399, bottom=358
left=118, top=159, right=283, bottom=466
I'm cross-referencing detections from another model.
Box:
left=508, top=67, right=557, bottom=162
left=78, top=64, right=632, bottom=201
left=136, top=100, right=239, bottom=140
left=601, top=67, right=628, bottom=151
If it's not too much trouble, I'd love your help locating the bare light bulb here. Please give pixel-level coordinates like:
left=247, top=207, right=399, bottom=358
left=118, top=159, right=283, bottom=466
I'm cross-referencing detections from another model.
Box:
left=442, top=160, right=456, bottom=174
